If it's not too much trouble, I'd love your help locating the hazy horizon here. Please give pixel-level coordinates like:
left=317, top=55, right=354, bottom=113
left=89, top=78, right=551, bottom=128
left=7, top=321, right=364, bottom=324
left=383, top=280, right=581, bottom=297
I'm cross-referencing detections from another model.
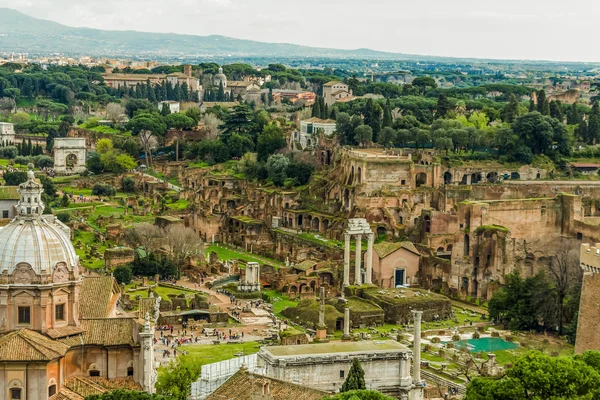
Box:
left=2, top=0, right=600, bottom=63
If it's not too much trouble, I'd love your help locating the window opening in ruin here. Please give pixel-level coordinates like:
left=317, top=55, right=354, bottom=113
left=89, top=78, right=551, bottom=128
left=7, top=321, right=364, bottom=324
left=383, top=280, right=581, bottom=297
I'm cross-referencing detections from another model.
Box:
left=339, top=370, right=345, bottom=379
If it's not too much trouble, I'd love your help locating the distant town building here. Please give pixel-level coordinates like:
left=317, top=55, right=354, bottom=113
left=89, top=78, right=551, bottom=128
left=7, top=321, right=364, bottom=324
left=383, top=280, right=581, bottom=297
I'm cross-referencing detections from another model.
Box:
left=158, top=100, right=181, bottom=114
left=323, top=81, right=353, bottom=106
left=102, top=64, right=202, bottom=96
left=213, top=67, right=227, bottom=88
left=0, top=122, right=15, bottom=146
left=370, top=241, right=421, bottom=288
left=293, top=117, right=336, bottom=150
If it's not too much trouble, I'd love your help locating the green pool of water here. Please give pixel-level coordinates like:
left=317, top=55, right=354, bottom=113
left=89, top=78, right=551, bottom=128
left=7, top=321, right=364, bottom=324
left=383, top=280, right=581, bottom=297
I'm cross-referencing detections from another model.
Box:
left=451, top=337, right=519, bottom=352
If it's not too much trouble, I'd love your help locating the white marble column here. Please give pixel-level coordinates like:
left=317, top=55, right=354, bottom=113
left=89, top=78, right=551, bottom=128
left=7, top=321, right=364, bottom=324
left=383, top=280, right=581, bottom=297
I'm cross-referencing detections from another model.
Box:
left=412, top=310, right=423, bottom=385
left=365, top=233, right=374, bottom=284
left=318, top=287, right=325, bottom=328
left=354, top=234, right=362, bottom=285
left=399, top=352, right=412, bottom=387
left=256, top=264, right=261, bottom=291
left=343, top=233, right=351, bottom=286
left=344, top=307, right=350, bottom=337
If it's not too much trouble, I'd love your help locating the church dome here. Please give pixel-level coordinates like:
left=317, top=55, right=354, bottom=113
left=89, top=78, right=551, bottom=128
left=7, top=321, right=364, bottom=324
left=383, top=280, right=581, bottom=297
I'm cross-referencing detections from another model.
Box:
left=214, top=67, right=227, bottom=87
left=0, top=166, right=78, bottom=277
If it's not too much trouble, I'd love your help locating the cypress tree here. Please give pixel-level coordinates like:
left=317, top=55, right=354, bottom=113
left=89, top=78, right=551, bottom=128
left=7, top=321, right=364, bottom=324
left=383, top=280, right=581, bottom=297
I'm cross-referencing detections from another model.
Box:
left=549, top=100, right=563, bottom=121
left=436, top=94, right=451, bottom=118
left=504, top=94, right=519, bottom=123
left=341, top=358, right=366, bottom=392
left=217, top=81, right=225, bottom=102
left=330, top=107, right=338, bottom=120
left=588, top=101, right=600, bottom=144
left=322, top=101, right=328, bottom=120
left=536, top=90, right=548, bottom=115
left=577, top=119, right=589, bottom=143
left=382, top=98, right=393, bottom=128
left=312, top=97, right=321, bottom=118
left=529, top=99, right=536, bottom=112
left=567, top=102, right=581, bottom=125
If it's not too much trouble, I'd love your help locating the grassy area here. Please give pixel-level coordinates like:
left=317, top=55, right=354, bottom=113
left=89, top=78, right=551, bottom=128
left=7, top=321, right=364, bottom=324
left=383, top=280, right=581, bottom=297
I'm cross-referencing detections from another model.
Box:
left=188, top=161, right=209, bottom=168
left=262, top=289, right=298, bottom=316
left=205, top=244, right=284, bottom=268
left=125, top=283, right=197, bottom=299
left=181, top=341, right=260, bottom=364
left=165, top=198, right=189, bottom=211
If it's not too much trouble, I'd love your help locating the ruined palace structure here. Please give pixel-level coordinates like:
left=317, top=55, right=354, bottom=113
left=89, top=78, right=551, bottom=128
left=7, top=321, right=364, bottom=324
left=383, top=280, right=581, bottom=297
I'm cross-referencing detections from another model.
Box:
left=575, top=243, right=600, bottom=353
left=179, top=141, right=600, bottom=301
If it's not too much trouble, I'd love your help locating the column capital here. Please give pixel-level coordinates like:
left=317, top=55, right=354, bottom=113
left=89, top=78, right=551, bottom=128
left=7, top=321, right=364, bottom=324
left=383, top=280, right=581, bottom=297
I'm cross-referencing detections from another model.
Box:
left=412, top=310, right=423, bottom=322
left=344, top=232, right=351, bottom=241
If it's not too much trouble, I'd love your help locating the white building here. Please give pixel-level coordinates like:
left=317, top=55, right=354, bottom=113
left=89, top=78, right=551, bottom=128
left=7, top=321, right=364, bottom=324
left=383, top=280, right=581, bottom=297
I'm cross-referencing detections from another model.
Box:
left=294, top=117, right=337, bottom=150
left=258, top=340, right=422, bottom=398
left=323, top=81, right=353, bottom=106
left=158, top=100, right=181, bottom=114
left=0, top=122, right=15, bottom=146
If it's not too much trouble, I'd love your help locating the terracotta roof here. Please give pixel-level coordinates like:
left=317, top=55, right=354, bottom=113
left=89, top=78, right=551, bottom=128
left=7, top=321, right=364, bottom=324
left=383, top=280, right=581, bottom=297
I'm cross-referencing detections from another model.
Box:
left=0, top=329, right=69, bottom=361
left=571, top=163, right=600, bottom=168
left=63, top=377, right=106, bottom=398
left=79, top=276, right=120, bottom=318
left=207, top=369, right=326, bottom=400
left=59, top=318, right=136, bottom=347
left=294, top=260, right=318, bottom=272
left=374, top=241, right=420, bottom=258
left=50, top=387, right=85, bottom=400
left=46, top=325, right=87, bottom=339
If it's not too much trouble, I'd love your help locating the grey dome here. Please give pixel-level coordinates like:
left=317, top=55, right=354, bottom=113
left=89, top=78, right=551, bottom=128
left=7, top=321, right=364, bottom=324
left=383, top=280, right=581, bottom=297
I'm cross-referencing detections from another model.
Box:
left=0, top=215, right=79, bottom=276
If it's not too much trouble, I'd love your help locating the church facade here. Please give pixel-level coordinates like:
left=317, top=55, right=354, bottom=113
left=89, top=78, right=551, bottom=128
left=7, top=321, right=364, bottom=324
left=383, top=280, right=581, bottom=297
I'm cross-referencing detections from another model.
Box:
left=0, top=166, right=155, bottom=400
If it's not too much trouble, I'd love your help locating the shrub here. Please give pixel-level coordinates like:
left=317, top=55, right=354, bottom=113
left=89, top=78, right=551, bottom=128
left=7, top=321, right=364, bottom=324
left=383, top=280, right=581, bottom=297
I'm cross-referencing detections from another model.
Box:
left=431, top=337, right=441, bottom=343
left=0, top=146, right=18, bottom=159
left=56, top=212, right=71, bottom=223
left=3, top=171, right=27, bottom=185
left=472, top=331, right=481, bottom=339
left=122, top=176, right=136, bottom=193
left=32, top=155, right=54, bottom=169
left=92, top=184, right=116, bottom=197
left=113, top=265, right=133, bottom=285
left=452, top=333, right=461, bottom=341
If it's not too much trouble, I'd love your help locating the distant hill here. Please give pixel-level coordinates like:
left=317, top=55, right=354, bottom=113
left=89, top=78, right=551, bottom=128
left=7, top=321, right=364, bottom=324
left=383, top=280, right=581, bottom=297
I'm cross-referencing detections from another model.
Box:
left=0, top=8, right=414, bottom=60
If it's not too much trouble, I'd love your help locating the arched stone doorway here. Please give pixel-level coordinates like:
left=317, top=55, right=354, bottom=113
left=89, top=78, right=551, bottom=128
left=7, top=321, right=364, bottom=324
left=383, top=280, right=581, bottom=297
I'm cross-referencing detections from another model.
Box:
left=415, top=172, right=427, bottom=187
left=486, top=172, right=498, bottom=183
left=444, top=171, right=452, bottom=184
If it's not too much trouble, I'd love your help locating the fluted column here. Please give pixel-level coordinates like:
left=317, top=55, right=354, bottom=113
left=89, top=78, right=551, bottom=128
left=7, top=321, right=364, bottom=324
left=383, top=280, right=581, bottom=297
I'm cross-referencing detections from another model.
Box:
left=343, top=233, right=351, bottom=287
left=412, top=310, right=423, bottom=384
left=354, top=234, right=362, bottom=285
left=365, top=233, right=374, bottom=284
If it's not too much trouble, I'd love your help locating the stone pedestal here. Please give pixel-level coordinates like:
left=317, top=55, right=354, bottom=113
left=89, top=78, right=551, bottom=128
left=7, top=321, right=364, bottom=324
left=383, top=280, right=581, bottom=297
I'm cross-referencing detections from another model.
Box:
left=315, top=328, right=327, bottom=340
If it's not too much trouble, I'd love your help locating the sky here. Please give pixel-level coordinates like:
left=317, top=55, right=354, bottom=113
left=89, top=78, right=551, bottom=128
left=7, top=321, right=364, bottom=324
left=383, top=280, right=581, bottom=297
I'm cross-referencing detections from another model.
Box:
left=2, top=0, right=600, bottom=62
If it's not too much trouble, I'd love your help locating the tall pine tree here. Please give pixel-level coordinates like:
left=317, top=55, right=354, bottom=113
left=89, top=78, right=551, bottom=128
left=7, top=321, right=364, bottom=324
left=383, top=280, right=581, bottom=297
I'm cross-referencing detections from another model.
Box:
left=536, top=90, right=548, bottom=115
left=549, top=100, right=563, bottom=121
left=567, top=102, right=581, bottom=125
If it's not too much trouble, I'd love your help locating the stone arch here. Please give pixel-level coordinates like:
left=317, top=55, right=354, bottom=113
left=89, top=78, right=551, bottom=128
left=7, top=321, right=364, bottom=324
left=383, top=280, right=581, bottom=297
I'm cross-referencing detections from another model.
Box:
left=437, top=247, right=445, bottom=253
left=486, top=172, right=498, bottom=183
left=327, top=150, right=332, bottom=165
left=312, top=217, right=320, bottom=231
left=127, top=360, right=134, bottom=376
left=511, top=172, right=520, bottom=180
left=65, top=153, right=78, bottom=169
left=460, top=174, right=468, bottom=185
left=444, top=171, right=452, bottom=184
left=424, top=215, right=431, bottom=233
left=377, top=226, right=387, bottom=236
left=416, top=172, right=427, bottom=187
left=343, top=188, right=350, bottom=209
left=297, top=215, right=303, bottom=227
left=446, top=244, right=453, bottom=252
left=348, top=166, right=355, bottom=185
left=8, top=379, right=24, bottom=400
left=357, top=167, right=362, bottom=184
left=323, top=219, right=330, bottom=231
left=464, top=234, right=470, bottom=256
left=471, top=172, right=482, bottom=184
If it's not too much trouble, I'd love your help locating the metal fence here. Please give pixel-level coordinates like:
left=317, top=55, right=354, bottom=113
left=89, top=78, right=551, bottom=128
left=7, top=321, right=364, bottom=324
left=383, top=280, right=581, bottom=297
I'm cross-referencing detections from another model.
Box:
left=189, top=354, right=261, bottom=399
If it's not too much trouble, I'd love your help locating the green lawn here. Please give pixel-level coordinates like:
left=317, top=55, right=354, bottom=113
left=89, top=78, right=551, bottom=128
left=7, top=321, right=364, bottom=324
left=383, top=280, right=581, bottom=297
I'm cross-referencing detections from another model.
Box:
left=262, top=289, right=298, bottom=316
left=165, top=199, right=189, bottom=211
left=126, top=284, right=197, bottom=299
left=206, top=244, right=284, bottom=268
left=181, top=341, right=260, bottom=363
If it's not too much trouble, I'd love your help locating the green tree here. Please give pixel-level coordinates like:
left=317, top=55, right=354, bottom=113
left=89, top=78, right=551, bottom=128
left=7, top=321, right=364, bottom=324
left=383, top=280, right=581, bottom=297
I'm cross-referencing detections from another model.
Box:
left=341, top=358, right=366, bottom=392
left=465, top=351, right=600, bottom=400
left=336, top=112, right=354, bottom=145
left=165, top=113, right=196, bottom=161
left=325, top=390, right=396, bottom=400
left=411, top=76, right=437, bottom=93
left=382, top=99, right=393, bottom=128
left=86, top=152, right=104, bottom=174
left=3, top=171, right=27, bottom=186
left=503, top=94, right=520, bottom=123
left=219, top=104, right=256, bottom=143
left=256, top=123, right=286, bottom=162
left=588, top=101, right=600, bottom=144
left=377, top=127, right=396, bottom=148
left=265, top=154, right=290, bottom=186
left=312, top=97, right=322, bottom=118
left=363, top=99, right=381, bottom=142
left=536, top=90, right=548, bottom=115
left=354, top=125, right=373, bottom=148
left=127, top=113, right=166, bottom=167
left=567, top=102, right=581, bottom=125
left=60, top=193, right=70, bottom=207
left=549, top=100, right=564, bottom=121
left=436, top=94, right=452, bottom=118
left=113, top=265, right=133, bottom=285
left=122, top=176, right=136, bottom=193
left=227, top=132, right=255, bottom=158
